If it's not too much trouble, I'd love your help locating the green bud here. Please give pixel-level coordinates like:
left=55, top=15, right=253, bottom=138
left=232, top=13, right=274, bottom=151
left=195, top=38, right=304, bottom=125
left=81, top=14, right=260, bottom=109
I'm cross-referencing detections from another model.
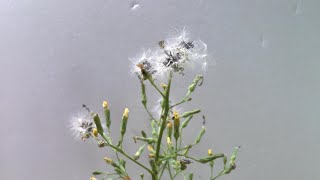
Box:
left=134, top=136, right=156, bottom=144
left=92, top=113, right=104, bottom=135
left=181, top=109, right=201, bottom=118
left=188, top=173, right=193, bottom=180
left=223, top=156, right=228, bottom=168
left=173, top=111, right=180, bottom=141
left=92, top=171, right=104, bottom=175
left=230, top=146, right=240, bottom=163
left=121, top=108, right=129, bottom=135
left=167, top=122, right=173, bottom=139
left=185, top=75, right=203, bottom=98
left=194, top=126, right=206, bottom=144
left=198, top=153, right=224, bottom=164
left=151, top=120, right=157, bottom=138
left=209, top=159, right=214, bottom=167
left=118, top=108, right=129, bottom=147
left=140, top=173, right=144, bottom=180
left=141, top=130, right=147, bottom=138
left=133, top=144, right=146, bottom=160
left=119, top=158, right=126, bottom=168
left=181, top=115, right=193, bottom=129
left=103, top=101, right=111, bottom=132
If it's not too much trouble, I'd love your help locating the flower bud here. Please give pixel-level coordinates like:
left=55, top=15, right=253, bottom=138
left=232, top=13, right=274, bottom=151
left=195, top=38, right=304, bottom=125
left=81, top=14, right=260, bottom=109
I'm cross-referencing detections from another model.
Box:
left=160, top=83, right=167, bottom=90
left=198, top=153, right=224, bottom=164
left=103, top=101, right=111, bottom=131
left=90, top=177, right=97, bottom=180
left=133, top=144, right=146, bottom=160
left=208, top=149, right=213, bottom=156
left=194, top=126, right=206, bottom=144
left=92, top=171, right=104, bottom=175
left=92, top=128, right=98, bottom=137
left=102, top=101, right=108, bottom=108
left=173, top=111, right=180, bottom=141
left=98, top=141, right=106, bottom=147
left=167, top=121, right=173, bottom=139
left=134, top=136, right=156, bottom=144
left=141, top=130, right=147, bottom=138
left=92, top=113, right=104, bottom=135
left=181, top=109, right=201, bottom=118
left=104, top=157, right=113, bottom=164
left=119, top=108, right=129, bottom=147
left=223, top=156, right=228, bottom=168
left=147, top=145, right=155, bottom=153
left=120, top=108, right=129, bottom=136
left=181, top=115, right=193, bottom=129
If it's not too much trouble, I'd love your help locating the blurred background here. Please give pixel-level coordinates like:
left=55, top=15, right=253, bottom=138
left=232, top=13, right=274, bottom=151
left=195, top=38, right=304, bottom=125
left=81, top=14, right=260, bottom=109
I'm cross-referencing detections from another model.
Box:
left=0, top=0, right=319, bottom=179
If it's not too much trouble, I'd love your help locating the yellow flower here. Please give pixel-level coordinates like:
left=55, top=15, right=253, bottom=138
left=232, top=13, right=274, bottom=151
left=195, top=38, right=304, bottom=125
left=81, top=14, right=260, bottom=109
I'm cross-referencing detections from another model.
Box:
left=92, top=128, right=98, bottom=137
left=160, top=83, right=167, bottom=89
left=123, top=108, right=129, bottom=119
left=90, top=177, right=97, bottom=180
left=167, top=137, right=172, bottom=145
left=208, top=149, right=213, bottom=156
left=147, top=145, right=154, bottom=152
left=102, top=101, right=108, bottom=108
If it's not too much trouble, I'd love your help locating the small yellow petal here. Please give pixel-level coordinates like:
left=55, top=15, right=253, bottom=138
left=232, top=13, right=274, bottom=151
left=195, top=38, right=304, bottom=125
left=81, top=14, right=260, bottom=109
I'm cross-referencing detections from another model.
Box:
left=102, top=101, right=108, bottom=108
left=123, top=108, right=129, bottom=119
left=92, top=128, right=98, bottom=137
left=147, top=145, right=154, bottom=152
left=208, top=149, right=213, bottom=156
left=103, top=157, right=113, bottom=164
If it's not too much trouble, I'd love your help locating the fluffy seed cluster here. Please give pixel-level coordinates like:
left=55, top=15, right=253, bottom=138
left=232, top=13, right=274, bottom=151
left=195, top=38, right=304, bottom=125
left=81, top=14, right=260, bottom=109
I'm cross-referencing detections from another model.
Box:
left=130, top=30, right=208, bottom=79
left=70, top=111, right=95, bottom=141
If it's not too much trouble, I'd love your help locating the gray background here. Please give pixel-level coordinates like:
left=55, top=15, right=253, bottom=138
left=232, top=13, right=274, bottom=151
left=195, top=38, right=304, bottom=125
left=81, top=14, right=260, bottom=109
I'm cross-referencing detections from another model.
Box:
left=1, top=0, right=319, bottom=179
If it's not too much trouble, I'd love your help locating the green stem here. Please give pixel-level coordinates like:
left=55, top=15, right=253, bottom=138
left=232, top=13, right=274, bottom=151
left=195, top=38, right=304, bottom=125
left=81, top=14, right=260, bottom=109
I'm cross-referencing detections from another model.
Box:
left=101, top=134, right=154, bottom=176
left=155, top=71, right=173, bottom=163
left=179, top=129, right=182, bottom=150
left=170, top=98, right=189, bottom=108
left=143, top=104, right=158, bottom=122
left=167, top=161, right=174, bottom=180
left=172, top=170, right=182, bottom=179
left=211, top=170, right=225, bottom=180
left=159, top=161, right=168, bottom=179
left=148, top=78, right=165, bottom=97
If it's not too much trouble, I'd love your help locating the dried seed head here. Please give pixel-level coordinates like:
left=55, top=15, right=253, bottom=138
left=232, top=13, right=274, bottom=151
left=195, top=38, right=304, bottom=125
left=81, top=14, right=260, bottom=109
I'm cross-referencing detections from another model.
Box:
left=98, top=141, right=106, bottom=147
